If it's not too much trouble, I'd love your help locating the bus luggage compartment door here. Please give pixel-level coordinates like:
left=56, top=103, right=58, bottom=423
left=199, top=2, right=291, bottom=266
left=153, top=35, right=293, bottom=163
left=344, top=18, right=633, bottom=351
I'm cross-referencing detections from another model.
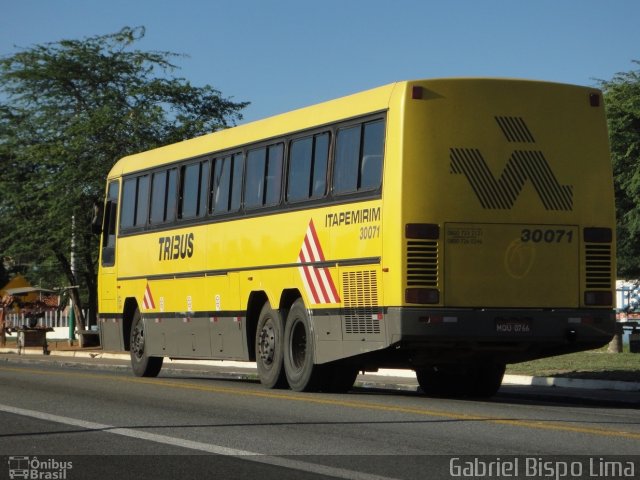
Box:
left=444, top=223, right=579, bottom=308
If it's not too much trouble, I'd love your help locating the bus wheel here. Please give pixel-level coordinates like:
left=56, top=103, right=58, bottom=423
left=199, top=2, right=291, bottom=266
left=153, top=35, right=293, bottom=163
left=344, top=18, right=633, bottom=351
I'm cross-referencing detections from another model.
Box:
left=416, top=363, right=505, bottom=398
left=130, top=309, right=163, bottom=377
left=255, top=302, right=288, bottom=389
left=415, top=366, right=454, bottom=396
left=283, top=299, right=323, bottom=392
left=467, top=363, right=505, bottom=397
left=323, top=360, right=359, bottom=393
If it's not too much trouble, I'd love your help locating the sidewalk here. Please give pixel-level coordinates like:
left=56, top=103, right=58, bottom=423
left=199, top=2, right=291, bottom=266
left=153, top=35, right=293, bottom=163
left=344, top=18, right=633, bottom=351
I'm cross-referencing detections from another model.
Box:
left=1, top=343, right=639, bottom=396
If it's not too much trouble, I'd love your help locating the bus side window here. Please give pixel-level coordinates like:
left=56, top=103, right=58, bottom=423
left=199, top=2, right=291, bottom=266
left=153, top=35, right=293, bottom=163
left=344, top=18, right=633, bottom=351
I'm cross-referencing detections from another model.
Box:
left=287, top=133, right=329, bottom=202
left=211, top=153, right=243, bottom=214
left=179, top=163, right=200, bottom=219
left=288, top=137, right=313, bottom=202
left=150, top=171, right=167, bottom=224
left=120, top=178, right=136, bottom=229
left=198, top=160, right=210, bottom=216
left=360, top=120, right=385, bottom=190
left=120, top=174, right=149, bottom=230
left=312, top=133, right=329, bottom=197
left=245, top=144, right=283, bottom=209
left=265, top=143, right=283, bottom=206
left=149, top=168, right=177, bottom=224
left=230, top=153, right=243, bottom=212
left=334, top=125, right=361, bottom=194
left=101, top=180, right=119, bottom=267
left=245, top=148, right=266, bottom=209
left=334, top=119, right=384, bottom=195
left=165, top=168, right=177, bottom=222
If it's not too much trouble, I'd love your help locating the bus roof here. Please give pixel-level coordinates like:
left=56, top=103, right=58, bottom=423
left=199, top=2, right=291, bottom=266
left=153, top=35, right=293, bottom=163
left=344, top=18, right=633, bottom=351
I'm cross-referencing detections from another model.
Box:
left=107, top=80, right=403, bottom=179
left=106, top=77, right=592, bottom=179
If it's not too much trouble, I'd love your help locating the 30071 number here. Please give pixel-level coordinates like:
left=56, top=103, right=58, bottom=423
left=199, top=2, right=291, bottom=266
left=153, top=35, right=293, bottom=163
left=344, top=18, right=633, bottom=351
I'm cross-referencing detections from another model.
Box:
left=520, top=229, right=573, bottom=243
left=360, top=225, right=380, bottom=240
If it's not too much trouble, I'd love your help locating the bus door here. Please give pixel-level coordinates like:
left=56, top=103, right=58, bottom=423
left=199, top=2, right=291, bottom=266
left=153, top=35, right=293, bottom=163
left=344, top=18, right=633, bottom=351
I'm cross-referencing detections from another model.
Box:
left=99, top=181, right=119, bottom=319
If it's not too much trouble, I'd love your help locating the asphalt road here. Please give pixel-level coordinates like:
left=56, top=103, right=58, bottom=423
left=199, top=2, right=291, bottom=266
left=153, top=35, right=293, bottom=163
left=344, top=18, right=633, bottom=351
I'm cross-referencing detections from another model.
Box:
left=0, top=356, right=638, bottom=480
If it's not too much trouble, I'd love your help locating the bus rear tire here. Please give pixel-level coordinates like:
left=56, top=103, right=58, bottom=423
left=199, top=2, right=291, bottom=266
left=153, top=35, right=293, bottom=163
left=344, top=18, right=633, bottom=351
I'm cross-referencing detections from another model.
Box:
left=416, top=363, right=505, bottom=398
left=130, top=309, right=163, bottom=377
left=323, top=360, right=359, bottom=393
left=283, top=299, right=323, bottom=392
left=256, top=302, right=288, bottom=389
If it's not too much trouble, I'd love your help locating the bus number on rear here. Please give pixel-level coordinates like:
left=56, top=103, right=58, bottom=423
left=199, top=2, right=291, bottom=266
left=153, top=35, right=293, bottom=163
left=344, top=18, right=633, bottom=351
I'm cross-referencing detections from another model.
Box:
left=520, top=229, right=573, bottom=244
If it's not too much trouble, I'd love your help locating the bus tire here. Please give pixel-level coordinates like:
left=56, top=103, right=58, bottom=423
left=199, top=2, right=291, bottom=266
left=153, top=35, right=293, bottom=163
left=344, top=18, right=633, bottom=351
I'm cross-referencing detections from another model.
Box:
left=255, top=302, right=288, bottom=389
left=130, top=309, right=163, bottom=377
left=468, top=363, right=505, bottom=397
left=415, top=366, right=454, bottom=396
left=416, top=363, right=505, bottom=398
left=323, top=360, right=359, bottom=393
left=283, top=298, right=323, bottom=392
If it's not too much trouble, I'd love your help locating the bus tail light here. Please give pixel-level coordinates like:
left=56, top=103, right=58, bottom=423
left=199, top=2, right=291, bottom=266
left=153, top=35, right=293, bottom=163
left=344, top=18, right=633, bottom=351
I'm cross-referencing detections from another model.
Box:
left=405, top=288, right=440, bottom=304
left=405, top=223, right=440, bottom=239
left=584, top=291, right=613, bottom=306
left=583, top=227, right=612, bottom=243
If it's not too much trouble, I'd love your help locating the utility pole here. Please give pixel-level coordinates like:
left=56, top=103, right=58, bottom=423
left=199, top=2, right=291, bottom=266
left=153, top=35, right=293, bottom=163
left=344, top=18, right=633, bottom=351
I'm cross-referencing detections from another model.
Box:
left=69, top=215, right=76, bottom=346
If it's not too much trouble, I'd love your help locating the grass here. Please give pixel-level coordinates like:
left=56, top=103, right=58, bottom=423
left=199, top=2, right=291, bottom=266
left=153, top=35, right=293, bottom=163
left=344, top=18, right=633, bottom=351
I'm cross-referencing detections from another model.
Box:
left=506, top=346, right=640, bottom=382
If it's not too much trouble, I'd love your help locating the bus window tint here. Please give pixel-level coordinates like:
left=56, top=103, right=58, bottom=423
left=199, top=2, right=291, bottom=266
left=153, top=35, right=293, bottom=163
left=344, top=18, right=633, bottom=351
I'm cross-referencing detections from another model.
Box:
left=212, top=154, right=243, bottom=214
left=245, top=148, right=266, bottom=208
left=334, top=125, right=361, bottom=194
left=150, top=171, right=167, bottom=224
left=288, top=134, right=328, bottom=202
left=230, top=153, right=243, bottom=212
left=120, top=178, right=136, bottom=229
left=198, top=160, right=210, bottom=216
left=180, top=163, right=199, bottom=219
left=265, top=144, right=283, bottom=206
left=211, top=156, right=231, bottom=213
left=360, top=120, right=384, bottom=190
left=312, top=133, right=329, bottom=197
left=288, top=137, right=313, bottom=202
left=165, top=169, right=177, bottom=222
left=135, top=175, right=150, bottom=227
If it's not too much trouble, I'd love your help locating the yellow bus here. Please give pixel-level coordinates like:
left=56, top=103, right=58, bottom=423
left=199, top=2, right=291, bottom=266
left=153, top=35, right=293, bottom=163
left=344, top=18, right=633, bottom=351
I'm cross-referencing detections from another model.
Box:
left=96, top=78, right=616, bottom=397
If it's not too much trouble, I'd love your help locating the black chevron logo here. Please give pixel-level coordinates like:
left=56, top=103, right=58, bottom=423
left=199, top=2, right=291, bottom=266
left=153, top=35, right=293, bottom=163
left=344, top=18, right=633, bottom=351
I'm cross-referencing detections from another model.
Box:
left=450, top=117, right=572, bottom=211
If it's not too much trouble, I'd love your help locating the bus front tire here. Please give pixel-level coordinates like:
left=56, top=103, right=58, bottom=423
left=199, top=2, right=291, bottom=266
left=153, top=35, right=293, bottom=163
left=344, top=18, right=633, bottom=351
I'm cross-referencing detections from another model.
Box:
left=255, top=302, right=288, bottom=389
left=130, top=309, right=163, bottom=377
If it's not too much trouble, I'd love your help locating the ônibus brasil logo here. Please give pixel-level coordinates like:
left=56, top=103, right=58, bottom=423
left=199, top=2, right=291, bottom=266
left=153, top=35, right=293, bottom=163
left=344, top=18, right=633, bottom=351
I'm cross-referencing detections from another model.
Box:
left=8, top=456, right=73, bottom=479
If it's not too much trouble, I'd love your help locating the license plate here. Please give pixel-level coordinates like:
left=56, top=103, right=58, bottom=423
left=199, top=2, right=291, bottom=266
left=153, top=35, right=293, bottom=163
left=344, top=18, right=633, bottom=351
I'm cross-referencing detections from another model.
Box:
left=496, top=318, right=532, bottom=335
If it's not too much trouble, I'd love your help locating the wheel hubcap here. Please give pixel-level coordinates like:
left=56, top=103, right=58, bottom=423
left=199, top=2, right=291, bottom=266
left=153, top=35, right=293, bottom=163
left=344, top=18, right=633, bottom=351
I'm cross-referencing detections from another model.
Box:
left=132, top=324, right=145, bottom=360
left=258, top=321, right=276, bottom=365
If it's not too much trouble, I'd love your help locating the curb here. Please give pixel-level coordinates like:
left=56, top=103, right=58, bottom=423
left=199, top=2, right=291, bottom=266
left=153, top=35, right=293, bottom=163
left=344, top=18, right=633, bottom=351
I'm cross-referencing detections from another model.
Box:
left=1, top=347, right=639, bottom=393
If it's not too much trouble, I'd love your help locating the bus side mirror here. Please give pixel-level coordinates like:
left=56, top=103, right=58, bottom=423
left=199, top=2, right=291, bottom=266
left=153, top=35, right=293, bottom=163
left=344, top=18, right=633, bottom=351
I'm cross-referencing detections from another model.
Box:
left=91, top=201, right=104, bottom=235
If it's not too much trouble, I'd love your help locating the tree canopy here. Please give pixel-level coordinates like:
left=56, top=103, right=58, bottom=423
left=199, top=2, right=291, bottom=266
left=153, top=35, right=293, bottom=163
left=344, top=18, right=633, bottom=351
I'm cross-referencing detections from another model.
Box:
left=0, top=26, right=248, bottom=324
left=601, top=61, right=640, bottom=277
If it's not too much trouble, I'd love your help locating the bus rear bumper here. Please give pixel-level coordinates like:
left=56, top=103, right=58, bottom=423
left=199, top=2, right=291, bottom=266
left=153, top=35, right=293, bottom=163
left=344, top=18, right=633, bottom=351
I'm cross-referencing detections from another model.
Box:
left=384, top=307, right=616, bottom=365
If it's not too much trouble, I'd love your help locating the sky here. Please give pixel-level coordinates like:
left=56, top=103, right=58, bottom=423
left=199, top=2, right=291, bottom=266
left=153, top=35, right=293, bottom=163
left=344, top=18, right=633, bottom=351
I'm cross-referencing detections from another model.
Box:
left=1, top=0, right=639, bottom=124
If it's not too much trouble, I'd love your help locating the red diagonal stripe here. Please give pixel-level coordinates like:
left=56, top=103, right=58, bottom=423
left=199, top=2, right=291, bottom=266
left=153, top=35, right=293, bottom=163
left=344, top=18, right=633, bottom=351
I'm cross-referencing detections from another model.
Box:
left=307, top=219, right=326, bottom=261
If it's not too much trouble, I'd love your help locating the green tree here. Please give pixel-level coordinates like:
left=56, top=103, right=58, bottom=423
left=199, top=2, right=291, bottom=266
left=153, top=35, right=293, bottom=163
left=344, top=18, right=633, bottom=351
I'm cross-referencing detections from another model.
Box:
left=601, top=61, right=640, bottom=277
left=0, top=27, right=248, bottom=330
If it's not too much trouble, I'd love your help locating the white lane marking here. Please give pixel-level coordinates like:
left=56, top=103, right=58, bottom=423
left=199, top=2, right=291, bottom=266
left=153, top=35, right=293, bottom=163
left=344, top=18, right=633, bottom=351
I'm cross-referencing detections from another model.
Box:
left=0, top=403, right=399, bottom=480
